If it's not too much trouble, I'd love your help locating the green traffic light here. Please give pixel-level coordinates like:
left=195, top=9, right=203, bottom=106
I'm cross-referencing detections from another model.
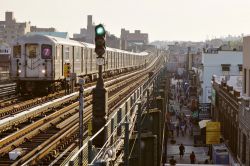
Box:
left=95, top=24, right=105, bottom=36
left=96, top=27, right=104, bottom=35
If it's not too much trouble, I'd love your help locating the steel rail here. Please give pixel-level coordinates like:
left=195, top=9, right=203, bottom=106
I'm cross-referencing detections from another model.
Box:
left=0, top=55, right=162, bottom=165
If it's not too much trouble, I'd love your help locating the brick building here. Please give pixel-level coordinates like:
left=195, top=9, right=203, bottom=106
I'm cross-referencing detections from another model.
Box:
left=120, top=29, right=148, bottom=51
left=211, top=75, right=241, bottom=160
left=238, top=36, right=250, bottom=166
left=0, top=11, right=56, bottom=45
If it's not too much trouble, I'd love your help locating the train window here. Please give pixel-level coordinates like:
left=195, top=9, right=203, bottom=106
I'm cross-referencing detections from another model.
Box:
left=41, top=44, right=52, bottom=59
left=64, top=46, right=70, bottom=60
left=26, top=44, right=38, bottom=58
left=13, top=45, right=21, bottom=58
left=75, top=47, right=80, bottom=60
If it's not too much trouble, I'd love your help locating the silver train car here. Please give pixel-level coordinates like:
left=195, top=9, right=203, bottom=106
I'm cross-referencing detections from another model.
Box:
left=10, top=34, right=150, bottom=94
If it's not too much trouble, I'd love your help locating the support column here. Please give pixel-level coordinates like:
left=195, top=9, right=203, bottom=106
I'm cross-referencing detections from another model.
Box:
left=124, top=122, right=129, bottom=166
left=92, top=87, right=108, bottom=148
left=156, top=97, right=164, bottom=165
left=137, top=101, right=142, bottom=166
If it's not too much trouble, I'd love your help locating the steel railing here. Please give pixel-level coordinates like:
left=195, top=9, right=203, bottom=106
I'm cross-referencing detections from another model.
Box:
left=67, top=63, right=166, bottom=166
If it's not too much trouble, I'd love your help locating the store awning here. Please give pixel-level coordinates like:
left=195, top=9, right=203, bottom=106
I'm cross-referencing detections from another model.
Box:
left=199, top=119, right=211, bottom=129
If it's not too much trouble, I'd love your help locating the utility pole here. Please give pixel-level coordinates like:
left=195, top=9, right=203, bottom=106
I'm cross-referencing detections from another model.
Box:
left=92, top=24, right=108, bottom=148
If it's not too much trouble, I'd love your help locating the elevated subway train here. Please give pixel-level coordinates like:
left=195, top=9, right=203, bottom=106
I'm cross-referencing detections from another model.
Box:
left=10, top=34, right=151, bottom=94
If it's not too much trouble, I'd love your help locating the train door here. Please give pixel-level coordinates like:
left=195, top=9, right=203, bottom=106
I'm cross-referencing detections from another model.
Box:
left=61, top=45, right=64, bottom=76
left=116, top=53, right=120, bottom=69
left=55, top=45, right=61, bottom=78
left=107, top=51, right=109, bottom=70
left=114, top=52, right=116, bottom=69
left=90, top=49, right=93, bottom=73
left=25, top=43, right=40, bottom=77
left=110, top=52, right=113, bottom=69
left=105, top=51, right=107, bottom=71
left=81, top=47, right=84, bottom=74
left=116, top=53, right=118, bottom=69
left=12, top=44, right=22, bottom=77
left=85, top=49, right=88, bottom=74
left=122, top=53, right=124, bottom=67
left=72, top=46, right=75, bottom=73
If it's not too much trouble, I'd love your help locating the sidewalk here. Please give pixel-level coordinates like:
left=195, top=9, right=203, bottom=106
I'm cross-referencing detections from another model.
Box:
left=166, top=102, right=210, bottom=164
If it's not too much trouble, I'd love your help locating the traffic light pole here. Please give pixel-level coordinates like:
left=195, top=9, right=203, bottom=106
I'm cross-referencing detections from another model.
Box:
left=92, top=24, right=108, bottom=148
left=96, top=61, right=104, bottom=88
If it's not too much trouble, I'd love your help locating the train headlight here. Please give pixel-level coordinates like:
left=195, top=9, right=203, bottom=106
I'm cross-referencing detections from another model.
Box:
left=42, top=69, right=46, bottom=74
left=18, top=69, right=21, bottom=73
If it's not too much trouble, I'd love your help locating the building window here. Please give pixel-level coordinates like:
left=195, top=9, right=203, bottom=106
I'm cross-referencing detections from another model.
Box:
left=221, top=64, right=230, bottom=75
left=238, top=64, right=242, bottom=72
left=64, top=46, right=69, bottom=60
left=238, top=64, right=243, bottom=75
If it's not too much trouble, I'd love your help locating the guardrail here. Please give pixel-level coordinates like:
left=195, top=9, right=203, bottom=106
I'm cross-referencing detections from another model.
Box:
left=67, top=66, right=165, bottom=166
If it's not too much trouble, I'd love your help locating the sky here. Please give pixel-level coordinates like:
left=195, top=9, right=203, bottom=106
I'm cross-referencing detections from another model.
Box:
left=1, top=0, right=250, bottom=42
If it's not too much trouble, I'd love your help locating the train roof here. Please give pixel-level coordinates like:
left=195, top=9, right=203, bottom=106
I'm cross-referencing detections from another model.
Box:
left=12, top=34, right=149, bottom=56
left=12, top=34, right=83, bottom=47
left=79, top=41, right=148, bottom=56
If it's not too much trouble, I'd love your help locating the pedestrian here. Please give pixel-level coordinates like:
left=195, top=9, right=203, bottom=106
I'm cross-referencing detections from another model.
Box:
left=184, top=122, right=187, bottom=134
left=189, top=122, right=193, bottom=136
left=175, top=121, right=179, bottom=137
left=179, top=143, right=185, bottom=159
left=181, top=124, right=185, bottom=136
left=190, top=151, right=196, bottom=164
left=169, top=122, right=174, bottom=138
left=169, top=156, right=176, bottom=166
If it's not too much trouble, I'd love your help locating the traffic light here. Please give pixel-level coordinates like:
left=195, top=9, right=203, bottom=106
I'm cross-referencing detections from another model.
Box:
left=95, top=24, right=106, bottom=57
left=64, top=63, right=71, bottom=78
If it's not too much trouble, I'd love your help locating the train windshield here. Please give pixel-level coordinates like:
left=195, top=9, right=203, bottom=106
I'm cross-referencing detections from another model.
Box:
left=26, top=44, right=38, bottom=58
left=13, top=45, right=21, bottom=58
left=41, top=44, right=52, bottom=59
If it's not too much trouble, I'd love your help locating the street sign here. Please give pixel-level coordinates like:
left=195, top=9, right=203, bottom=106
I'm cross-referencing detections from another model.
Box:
left=199, top=103, right=211, bottom=112
left=206, top=122, right=221, bottom=144
left=206, top=132, right=220, bottom=144
left=199, top=103, right=211, bottom=119
left=206, top=122, right=220, bottom=132
left=96, top=57, right=104, bottom=65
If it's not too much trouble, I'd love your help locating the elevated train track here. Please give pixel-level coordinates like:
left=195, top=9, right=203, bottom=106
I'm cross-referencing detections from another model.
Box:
left=0, top=54, right=164, bottom=165
left=0, top=65, right=145, bottom=119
